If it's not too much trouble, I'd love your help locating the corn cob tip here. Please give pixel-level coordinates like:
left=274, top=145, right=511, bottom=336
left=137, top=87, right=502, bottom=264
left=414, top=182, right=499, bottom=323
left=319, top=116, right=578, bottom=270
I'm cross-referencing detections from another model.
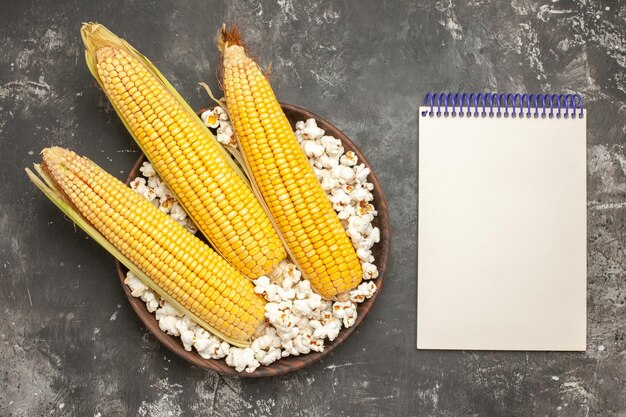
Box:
left=40, top=147, right=75, bottom=179
left=81, top=22, right=138, bottom=88
left=41, top=146, right=69, bottom=164
left=218, top=25, right=243, bottom=54
left=95, top=46, right=116, bottom=61
left=220, top=42, right=254, bottom=73
left=80, top=22, right=117, bottom=53
left=80, top=22, right=99, bottom=34
left=219, top=28, right=269, bottom=80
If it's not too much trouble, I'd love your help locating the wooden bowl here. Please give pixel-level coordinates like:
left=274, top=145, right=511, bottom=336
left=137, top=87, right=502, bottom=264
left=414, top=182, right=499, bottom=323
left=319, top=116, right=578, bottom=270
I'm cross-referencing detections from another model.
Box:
left=116, top=103, right=390, bottom=377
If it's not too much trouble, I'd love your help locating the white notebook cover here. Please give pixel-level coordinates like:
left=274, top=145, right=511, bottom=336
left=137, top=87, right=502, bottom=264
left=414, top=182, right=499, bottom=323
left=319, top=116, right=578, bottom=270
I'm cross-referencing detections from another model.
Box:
left=417, top=107, right=587, bottom=351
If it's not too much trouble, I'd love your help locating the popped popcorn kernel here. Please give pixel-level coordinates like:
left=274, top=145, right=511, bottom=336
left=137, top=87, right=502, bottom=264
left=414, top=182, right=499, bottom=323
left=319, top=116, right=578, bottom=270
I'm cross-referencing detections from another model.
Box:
left=200, top=109, right=220, bottom=128
left=362, top=262, right=379, bottom=280
left=226, top=348, right=260, bottom=373
left=332, top=301, right=358, bottom=328
left=340, top=151, right=358, bottom=167
left=349, top=281, right=377, bottom=303
left=139, top=161, right=156, bottom=177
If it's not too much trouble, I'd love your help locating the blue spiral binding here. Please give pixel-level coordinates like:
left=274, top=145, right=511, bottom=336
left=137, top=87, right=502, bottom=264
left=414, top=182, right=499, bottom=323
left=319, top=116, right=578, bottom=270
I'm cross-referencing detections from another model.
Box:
left=421, top=93, right=584, bottom=119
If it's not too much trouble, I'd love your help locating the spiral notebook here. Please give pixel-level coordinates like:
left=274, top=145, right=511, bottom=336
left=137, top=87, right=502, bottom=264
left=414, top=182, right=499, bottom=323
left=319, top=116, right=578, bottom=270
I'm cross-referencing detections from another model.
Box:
left=417, top=93, right=587, bottom=351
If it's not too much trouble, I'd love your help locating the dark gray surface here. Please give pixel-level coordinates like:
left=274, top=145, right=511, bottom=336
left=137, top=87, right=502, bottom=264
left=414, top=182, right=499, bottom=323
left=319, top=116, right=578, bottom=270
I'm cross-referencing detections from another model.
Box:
left=1, top=0, right=625, bottom=415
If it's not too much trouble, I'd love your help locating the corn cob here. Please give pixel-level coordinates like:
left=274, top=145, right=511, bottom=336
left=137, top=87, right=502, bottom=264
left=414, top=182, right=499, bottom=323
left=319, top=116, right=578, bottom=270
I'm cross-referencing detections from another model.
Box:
left=27, top=147, right=266, bottom=346
left=81, top=23, right=286, bottom=279
left=219, top=28, right=362, bottom=299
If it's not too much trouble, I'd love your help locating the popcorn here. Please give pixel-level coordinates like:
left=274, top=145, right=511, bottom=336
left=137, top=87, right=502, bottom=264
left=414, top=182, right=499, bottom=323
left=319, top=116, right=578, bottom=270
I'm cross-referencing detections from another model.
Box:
left=338, top=166, right=355, bottom=182
left=226, top=348, right=260, bottom=373
left=141, top=291, right=159, bottom=313
left=354, top=164, right=371, bottom=183
left=276, top=286, right=296, bottom=300
left=153, top=182, right=173, bottom=199
left=294, top=279, right=312, bottom=297
left=294, top=331, right=323, bottom=354
left=216, top=134, right=230, bottom=145
left=169, top=203, right=187, bottom=222
left=254, top=276, right=281, bottom=302
left=155, top=302, right=183, bottom=320
left=251, top=328, right=282, bottom=351
left=370, top=227, right=381, bottom=243
left=217, top=122, right=234, bottom=137
left=332, top=301, right=358, bottom=327
left=349, top=281, right=377, bottom=303
left=216, top=120, right=237, bottom=146
left=268, top=261, right=290, bottom=284
left=202, top=106, right=237, bottom=146
left=250, top=328, right=282, bottom=366
left=329, top=189, right=350, bottom=207
left=124, top=113, right=381, bottom=373
left=340, top=151, right=358, bottom=167
left=256, top=347, right=282, bottom=366
left=195, top=329, right=230, bottom=359
left=216, top=341, right=231, bottom=358
left=356, top=247, right=372, bottom=262
left=297, top=316, right=310, bottom=329
left=144, top=188, right=157, bottom=201
left=292, top=293, right=323, bottom=317
left=124, top=271, right=148, bottom=297
left=147, top=176, right=160, bottom=189
left=214, top=105, right=228, bottom=121
left=310, top=318, right=341, bottom=341
left=313, top=167, right=327, bottom=180
left=302, top=140, right=325, bottom=158
left=158, top=316, right=180, bottom=336
left=192, top=328, right=214, bottom=352
left=200, top=109, right=220, bottom=128
left=176, top=317, right=218, bottom=352
left=356, top=207, right=376, bottom=222
left=300, top=119, right=325, bottom=140
left=350, top=187, right=373, bottom=202
left=266, top=301, right=299, bottom=333
left=180, top=329, right=195, bottom=351
left=278, top=325, right=300, bottom=342
left=159, top=196, right=175, bottom=213
left=176, top=316, right=196, bottom=333
left=349, top=215, right=372, bottom=236
left=361, top=262, right=379, bottom=280
left=284, top=263, right=301, bottom=281
left=130, top=177, right=147, bottom=194
left=320, top=135, right=343, bottom=157
left=139, top=161, right=156, bottom=177
left=318, top=154, right=339, bottom=169
left=282, top=275, right=295, bottom=290
left=131, top=177, right=157, bottom=201
left=337, top=205, right=356, bottom=220
left=357, top=236, right=376, bottom=251
left=321, top=175, right=339, bottom=192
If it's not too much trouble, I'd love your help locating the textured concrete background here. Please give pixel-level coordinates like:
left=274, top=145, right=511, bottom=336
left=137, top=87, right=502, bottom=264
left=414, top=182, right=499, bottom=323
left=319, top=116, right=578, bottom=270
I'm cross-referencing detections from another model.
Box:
left=1, top=0, right=625, bottom=416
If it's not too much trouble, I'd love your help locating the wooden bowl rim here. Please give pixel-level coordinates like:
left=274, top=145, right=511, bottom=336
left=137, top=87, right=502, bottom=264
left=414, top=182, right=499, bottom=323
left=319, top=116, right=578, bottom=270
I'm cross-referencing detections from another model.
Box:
left=115, top=102, right=391, bottom=377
